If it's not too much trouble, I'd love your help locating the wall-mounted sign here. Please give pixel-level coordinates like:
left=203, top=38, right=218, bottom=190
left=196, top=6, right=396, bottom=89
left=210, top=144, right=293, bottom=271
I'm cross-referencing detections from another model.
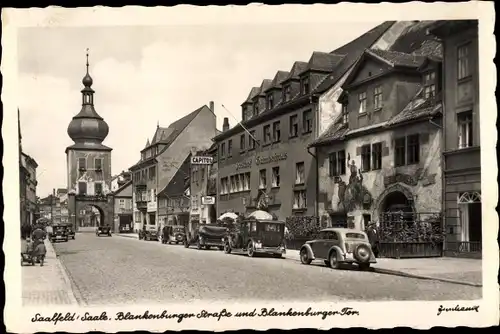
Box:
left=191, top=156, right=213, bottom=165
left=202, top=196, right=215, bottom=205
left=236, top=160, right=252, bottom=171
left=256, top=153, right=288, bottom=165
left=384, top=173, right=418, bottom=187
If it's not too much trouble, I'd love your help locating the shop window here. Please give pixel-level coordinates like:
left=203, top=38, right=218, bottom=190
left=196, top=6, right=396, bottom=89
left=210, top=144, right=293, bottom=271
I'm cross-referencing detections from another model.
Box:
left=272, top=167, right=280, bottom=188
left=230, top=175, right=236, bottom=193
left=458, top=111, right=473, bottom=148
left=289, top=114, right=299, bottom=137
left=295, top=162, right=305, bottom=184
left=372, top=142, right=382, bottom=170
left=272, top=121, right=281, bottom=142
left=361, top=145, right=371, bottom=172
left=293, top=190, right=307, bottom=209
left=259, top=169, right=267, bottom=189
left=242, top=172, right=250, bottom=191
left=220, top=177, right=228, bottom=195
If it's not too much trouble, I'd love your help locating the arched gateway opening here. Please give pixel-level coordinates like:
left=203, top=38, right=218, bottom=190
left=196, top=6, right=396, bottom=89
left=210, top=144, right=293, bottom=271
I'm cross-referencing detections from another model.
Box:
left=377, top=184, right=415, bottom=223
left=78, top=205, right=104, bottom=229
left=69, top=194, right=114, bottom=233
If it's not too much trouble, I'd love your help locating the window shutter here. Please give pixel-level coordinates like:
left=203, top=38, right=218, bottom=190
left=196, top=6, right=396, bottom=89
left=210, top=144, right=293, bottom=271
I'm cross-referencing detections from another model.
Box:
left=420, top=132, right=429, bottom=145
left=356, top=146, right=361, bottom=156
left=382, top=141, right=390, bottom=157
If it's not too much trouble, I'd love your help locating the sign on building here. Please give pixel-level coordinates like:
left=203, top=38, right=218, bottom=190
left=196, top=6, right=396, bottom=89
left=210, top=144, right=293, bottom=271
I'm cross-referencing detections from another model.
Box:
left=202, top=196, right=215, bottom=205
left=191, top=156, right=213, bottom=165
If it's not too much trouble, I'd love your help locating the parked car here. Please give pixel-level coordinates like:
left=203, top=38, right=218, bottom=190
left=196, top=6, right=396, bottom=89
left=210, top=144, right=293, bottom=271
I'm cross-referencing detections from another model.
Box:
left=161, top=225, right=186, bottom=245
left=66, top=225, right=76, bottom=240
left=299, top=228, right=376, bottom=270
left=185, top=224, right=226, bottom=250
left=139, top=228, right=159, bottom=241
left=49, top=224, right=69, bottom=243
left=223, top=217, right=286, bottom=258
left=96, top=225, right=112, bottom=237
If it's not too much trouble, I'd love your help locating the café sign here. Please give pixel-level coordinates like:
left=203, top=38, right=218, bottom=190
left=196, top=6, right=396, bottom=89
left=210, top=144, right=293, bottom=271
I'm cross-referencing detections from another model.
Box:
left=191, top=156, right=213, bottom=165
left=256, top=153, right=288, bottom=165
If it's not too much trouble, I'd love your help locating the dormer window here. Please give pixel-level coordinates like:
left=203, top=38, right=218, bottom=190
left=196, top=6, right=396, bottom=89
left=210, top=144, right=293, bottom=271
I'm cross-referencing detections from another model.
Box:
left=301, top=76, right=310, bottom=95
left=423, top=72, right=436, bottom=99
left=283, top=85, right=291, bottom=102
left=253, top=102, right=259, bottom=116
left=341, top=104, right=348, bottom=125
left=267, top=94, right=274, bottom=110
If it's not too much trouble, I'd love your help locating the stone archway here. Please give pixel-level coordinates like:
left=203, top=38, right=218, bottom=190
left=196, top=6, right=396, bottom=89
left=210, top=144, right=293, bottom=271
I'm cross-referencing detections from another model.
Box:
left=374, top=183, right=416, bottom=221
left=68, top=193, right=114, bottom=232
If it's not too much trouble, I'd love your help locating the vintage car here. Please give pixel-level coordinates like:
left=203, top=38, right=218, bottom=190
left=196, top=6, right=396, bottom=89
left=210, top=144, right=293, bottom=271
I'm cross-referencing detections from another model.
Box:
left=139, top=227, right=159, bottom=241
left=49, top=224, right=69, bottom=243
left=299, top=228, right=376, bottom=270
left=161, top=225, right=186, bottom=245
left=66, top=225, right=76, bottom=240
left=184, top=224, right=226, bottom=250
left=223, top=217, right=286, bottom=258
left=96, top=225, right=112, bottom=237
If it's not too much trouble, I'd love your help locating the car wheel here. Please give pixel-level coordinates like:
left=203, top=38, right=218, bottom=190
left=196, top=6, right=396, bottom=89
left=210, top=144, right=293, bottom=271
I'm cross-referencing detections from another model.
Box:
left=197, top=239, right=202, bottom=250
left=358, top=263, right=371, bottom=271
left=247, top=241, right=255, bottom=257
left=329, top=250, right=341, bottom=269
left=224, top=242, right=231, bottom=254
left=324, top=260, right=331, bottom=267
left=300, top=248, right=312, bottom=265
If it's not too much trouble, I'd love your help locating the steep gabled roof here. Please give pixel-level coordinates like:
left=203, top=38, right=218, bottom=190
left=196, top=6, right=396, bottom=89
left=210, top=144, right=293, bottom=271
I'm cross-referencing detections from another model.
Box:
left=113, top=180, right=132, bottom=197
left=300, top=51, right=345, bottom=74
left=283, top=61, right=309, bottom=82
left=159, top=154, right=191, bottom=197
left=242, top=87, right=261, bottom=105
left=385, top=89, right=442, bottom=127
left=257, top=79, right=273, bottom=97
left=265, top=70, right=290, bottom=93
left=389, top=21, right=439, bottom=54
left=144, top=138, right=150, bottom=148
left=367, top=49, right=427, bottom=68
left=313, top=21, right=396, bottom=94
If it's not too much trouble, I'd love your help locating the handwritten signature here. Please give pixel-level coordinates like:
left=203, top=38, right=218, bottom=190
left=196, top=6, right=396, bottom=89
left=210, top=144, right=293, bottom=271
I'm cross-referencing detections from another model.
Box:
left=437, top=304, right=480, bottom=316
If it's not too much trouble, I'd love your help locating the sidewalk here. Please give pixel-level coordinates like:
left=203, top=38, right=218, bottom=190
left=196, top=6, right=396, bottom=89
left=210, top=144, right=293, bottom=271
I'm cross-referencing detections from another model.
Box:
left=285, top=249, right=482, bottom=287
left=22, top=239, right=79, bottom=305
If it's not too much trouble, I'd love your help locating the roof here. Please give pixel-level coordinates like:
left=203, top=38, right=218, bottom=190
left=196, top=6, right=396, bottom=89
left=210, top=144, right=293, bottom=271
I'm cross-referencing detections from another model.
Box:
left=385, top=90, right=443, bottom=127
left=257, top=79, right=273, bottom=97
left=389, top=21, right=439, bottom=54
left=242, top=87, right=261, bottom=104
left=266, top=70, right=290, bottom=91
left=310, top=122, right=349, bottom=146
left=159, top=155, right=191, bottom=197
left=283, top=61, right=309, bottom=82
left=131, top=105, right=208, bottom=169
left=113, top=180, right=132, bottom=197
left=301, top=51, right=345, bottom=74
left=427, top=20, right=478, bottom=38
left=366, top=49, right=427, bottom=68
left=313, top=21, right=396, bottom=94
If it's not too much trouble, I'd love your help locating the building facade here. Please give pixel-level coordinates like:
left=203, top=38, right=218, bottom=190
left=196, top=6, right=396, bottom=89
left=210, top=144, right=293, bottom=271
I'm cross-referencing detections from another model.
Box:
left=429, top=20, right=481, bottom=258
left=130, top=102, right=217, bottom=232
left=113, top=180, right=133, bottom=233
left=312, top=39, right=443, bottom=238
left=214, top=21, right=415, bottom=221
left=66, top=54, right=114, bottom=232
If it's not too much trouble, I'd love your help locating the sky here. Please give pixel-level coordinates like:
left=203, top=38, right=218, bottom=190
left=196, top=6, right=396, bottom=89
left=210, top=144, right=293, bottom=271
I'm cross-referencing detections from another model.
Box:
left=18, top=21, right=382, bottom=197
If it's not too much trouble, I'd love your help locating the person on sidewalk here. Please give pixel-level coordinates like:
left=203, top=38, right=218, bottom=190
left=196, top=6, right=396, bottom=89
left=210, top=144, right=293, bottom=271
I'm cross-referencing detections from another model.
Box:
left=366, top=222, right=380, bottom=258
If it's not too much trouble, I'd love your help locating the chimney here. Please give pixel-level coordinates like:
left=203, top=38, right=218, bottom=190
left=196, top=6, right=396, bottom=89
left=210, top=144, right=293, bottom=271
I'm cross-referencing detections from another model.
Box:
left=222, top=117, right=230, bottom=132
left=209, top=101, right=214, bottom=112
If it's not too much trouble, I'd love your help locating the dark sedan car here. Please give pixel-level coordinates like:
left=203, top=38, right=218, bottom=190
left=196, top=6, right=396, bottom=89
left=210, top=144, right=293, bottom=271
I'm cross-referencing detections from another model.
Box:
left=96, top=225, right=112, bottom=237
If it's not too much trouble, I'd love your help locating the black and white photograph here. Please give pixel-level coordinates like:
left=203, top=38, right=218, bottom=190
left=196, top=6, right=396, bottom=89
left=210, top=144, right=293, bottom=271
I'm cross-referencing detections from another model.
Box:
left=2, top=3, right=498, bottom=332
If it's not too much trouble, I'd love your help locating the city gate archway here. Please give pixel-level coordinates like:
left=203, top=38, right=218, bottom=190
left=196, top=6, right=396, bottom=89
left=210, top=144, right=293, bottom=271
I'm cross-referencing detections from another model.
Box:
left=68, top=193, right=114, bottom=232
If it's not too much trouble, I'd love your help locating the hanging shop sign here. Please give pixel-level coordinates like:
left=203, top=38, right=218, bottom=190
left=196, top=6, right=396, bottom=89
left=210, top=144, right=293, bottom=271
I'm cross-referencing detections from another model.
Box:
left=191, top=156, right=213, bottom=165
left=202, top=196, right=216, bottom=205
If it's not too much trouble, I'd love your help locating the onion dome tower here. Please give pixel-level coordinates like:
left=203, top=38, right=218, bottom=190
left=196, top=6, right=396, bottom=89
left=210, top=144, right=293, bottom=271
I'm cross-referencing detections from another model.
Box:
left=67, top=49, right=110, bottom=149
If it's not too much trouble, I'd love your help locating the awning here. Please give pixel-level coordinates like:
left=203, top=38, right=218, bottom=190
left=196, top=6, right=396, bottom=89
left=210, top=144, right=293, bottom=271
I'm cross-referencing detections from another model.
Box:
left=248, top=210, right=273, bottom=220
left=218, top=212, right=238, bottom=220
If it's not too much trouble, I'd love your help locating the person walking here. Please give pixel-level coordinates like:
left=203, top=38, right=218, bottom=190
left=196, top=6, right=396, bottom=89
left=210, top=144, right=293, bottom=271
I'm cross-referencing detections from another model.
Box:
left=366, top=222, right=380, bottom=258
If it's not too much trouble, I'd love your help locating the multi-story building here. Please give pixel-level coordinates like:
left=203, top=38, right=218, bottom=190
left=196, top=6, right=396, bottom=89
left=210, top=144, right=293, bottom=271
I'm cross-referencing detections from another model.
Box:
left=112, top=180, right=133, bottom=233
left=213, top=21, right=418, bottom=221
left=189, top=144, right=218, bottom=226
left=130, top=102, right=217, bottom=231
left=111, top=171, right=132, bottom=192
left=429, top=20, right=481, bottom=258
left=311, top=29, right=444, bottom=251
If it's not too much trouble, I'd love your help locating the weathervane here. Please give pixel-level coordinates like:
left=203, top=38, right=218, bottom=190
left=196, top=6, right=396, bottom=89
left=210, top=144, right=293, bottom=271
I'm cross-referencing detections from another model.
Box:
left=86, top=48, right=90, bottom=73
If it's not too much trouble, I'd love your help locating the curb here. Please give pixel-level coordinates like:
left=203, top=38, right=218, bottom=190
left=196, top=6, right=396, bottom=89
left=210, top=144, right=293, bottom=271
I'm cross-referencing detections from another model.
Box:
left=115, top=234, right=139, bottom=239
left=371, top=267, right=482, bottom=287
left=45, top=240, right=80, bottom=305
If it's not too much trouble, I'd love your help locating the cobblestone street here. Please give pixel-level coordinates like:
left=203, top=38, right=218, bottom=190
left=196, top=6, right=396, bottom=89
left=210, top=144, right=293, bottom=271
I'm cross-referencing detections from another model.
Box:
left=52, top=234, right=482, bottom=306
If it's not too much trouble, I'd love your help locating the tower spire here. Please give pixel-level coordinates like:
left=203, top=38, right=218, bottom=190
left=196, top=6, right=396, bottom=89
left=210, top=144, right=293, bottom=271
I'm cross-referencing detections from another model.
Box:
left=86, top=48, right=89, bottom=74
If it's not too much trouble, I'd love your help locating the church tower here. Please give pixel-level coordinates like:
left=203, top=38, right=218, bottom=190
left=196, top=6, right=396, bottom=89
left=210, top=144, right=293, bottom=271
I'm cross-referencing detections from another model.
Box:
left=66, top=50, right=114, bottom=232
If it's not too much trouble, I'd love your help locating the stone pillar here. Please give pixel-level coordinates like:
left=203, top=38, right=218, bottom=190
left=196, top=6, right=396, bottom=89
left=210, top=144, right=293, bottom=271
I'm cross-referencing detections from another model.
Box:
left=68, top=193, right=77, bottom=232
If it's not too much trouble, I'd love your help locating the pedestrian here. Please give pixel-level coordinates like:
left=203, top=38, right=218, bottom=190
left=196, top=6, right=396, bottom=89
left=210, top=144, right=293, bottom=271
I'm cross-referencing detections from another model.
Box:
left=366, top=222, right=379, bottom=258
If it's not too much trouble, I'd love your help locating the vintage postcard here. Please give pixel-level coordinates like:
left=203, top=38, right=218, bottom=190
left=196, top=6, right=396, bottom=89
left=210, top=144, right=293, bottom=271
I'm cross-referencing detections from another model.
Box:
left=2, top=2, right=498, bottom=332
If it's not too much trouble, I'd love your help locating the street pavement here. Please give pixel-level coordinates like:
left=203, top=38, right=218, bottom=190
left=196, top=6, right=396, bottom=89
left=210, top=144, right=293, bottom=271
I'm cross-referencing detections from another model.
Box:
left=52, top=233, right=482, bottom=306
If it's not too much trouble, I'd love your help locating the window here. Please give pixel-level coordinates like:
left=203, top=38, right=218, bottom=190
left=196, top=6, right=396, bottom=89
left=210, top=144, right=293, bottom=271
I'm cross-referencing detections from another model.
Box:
left=272, top=121, right=281, bottom=142
left=141, top=191, right=147, bottom=202
left=267, top=94, right=274, bottom=110
left=289, top=114, right=299, bottom=137
left=301, top=76, right=310, bottom=95
left=328, top=150, right=346, bottom=177
left=373, top=86, right=383, bottom=110
left=235, top=174, right=242, bottom=192
left=372, top=142, right=382, bottom=170
left=458, top=111, right=473, bottom=148
left=302, top=110, right=312, bottom=133
left=242, top=172, right=250, bottom=191
left=423, top=72, right=436, bottom=99
left=149, top=166, right=156, bottom=180
left=293, top=190, right=307, bottom=209
left=220, top=177, right=229, bottom=195
left=94, top=158, right=103, bottom=171
left=119, top=199, right=125, bottom=208
left=361, top=145, right=371, bottom=172
left=228, top=139, right=233, bottom=157
left=457, top=43, right=471, bottom=80
left=253, top=102, right=259, bottom=116
left=95, top=182, right=103, bottom=195
left=259, top=169, right=267, bottom=189
left=248, top=130, right=256, bottom=150
left=272, top=167, right=280, bottom=187
left=342, top=104, right=348, bottom=124
left=230, top=175, right=236, bottom=193
left=263, top=125, right=271, bottom=144
left=264, top=223, right=281, bottom=232
left=295, top=162, right=305, bottom=184
left=220, top=143, right=226, bottom=158
left=240, top=134, right=246, bottom=151
left=358, top=92, right=367, bottom=114
left=78, top=182, right=87, bottom=195
left=283, top=85, right=291, bottom=102
left=153, top=189, right=157, bottom=201
left=394, top=137, right=406, bottom=167
left=78, top=158, right=86, bottom=170
left=407, top=134, right=420, bottom=164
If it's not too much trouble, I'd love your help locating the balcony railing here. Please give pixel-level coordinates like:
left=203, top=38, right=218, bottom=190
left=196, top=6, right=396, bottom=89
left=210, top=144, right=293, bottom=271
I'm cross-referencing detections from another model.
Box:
left=135, top=179, right=147, bottom=190
left=136, top=200, right=147, bottom=210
